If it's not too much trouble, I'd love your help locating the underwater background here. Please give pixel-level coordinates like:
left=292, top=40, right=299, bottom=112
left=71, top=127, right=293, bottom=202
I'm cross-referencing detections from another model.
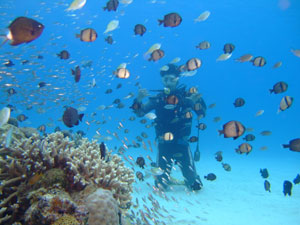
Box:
left=0, top=0, right=299, bottom=224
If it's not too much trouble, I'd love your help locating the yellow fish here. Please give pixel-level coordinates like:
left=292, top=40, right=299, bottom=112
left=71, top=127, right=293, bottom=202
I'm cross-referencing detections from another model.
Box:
left=104, top=20, right=119, bottom=34
left=217, top=53, right=232, bottom=61
left=195, top=10, right=211, bottom=22
left=255, top=109, right=264, bottom=117
left=0, top=107, right=10, bottom=127
left=66, top=0, right=87, bottom=11
left=160, top=65, right=169, bottom=71
left=117, top=63, right=127, bottom=69
left=170, top=57, right=181, bottom=64
left=291, top=49, right=300, bottom=58
left=120, top=0, right=133, bottom=4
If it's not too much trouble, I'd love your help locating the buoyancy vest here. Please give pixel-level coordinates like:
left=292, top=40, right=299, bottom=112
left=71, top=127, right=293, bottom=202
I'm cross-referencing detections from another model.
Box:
left=153, top=85, right=193, bottom=139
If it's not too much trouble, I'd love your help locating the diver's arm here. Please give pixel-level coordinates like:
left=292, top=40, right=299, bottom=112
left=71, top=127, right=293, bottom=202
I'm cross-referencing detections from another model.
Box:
left=132, top=89, right=156, bottom=117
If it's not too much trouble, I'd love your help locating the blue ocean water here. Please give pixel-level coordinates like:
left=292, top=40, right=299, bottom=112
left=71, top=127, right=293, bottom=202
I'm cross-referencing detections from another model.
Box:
left=0, top=0, right=299, bottom=224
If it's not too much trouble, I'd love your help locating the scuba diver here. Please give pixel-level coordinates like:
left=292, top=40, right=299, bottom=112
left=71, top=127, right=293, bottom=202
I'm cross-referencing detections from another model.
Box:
left=131, top=64, right=206, bottom=191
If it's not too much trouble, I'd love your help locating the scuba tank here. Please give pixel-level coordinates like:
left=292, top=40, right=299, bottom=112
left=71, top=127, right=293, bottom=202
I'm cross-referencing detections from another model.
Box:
left=194, top=120, right=201, bottom=162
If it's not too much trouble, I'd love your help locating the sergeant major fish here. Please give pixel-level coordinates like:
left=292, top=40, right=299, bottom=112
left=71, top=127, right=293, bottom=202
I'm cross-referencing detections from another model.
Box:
left=2, top=17, right=44, bottom=46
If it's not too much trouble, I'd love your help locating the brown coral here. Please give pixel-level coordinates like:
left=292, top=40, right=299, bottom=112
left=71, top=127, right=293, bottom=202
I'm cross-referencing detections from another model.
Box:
left=52, top=214, right=80, bottom=225
left=0, top=131, right=134, bottom=224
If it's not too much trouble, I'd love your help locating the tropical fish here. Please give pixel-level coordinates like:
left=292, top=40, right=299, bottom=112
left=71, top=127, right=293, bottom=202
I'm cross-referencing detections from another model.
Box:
left=189, top=136, right=198, bottom=143
left=217, top=53, right=232, bottom=61
left=252, top=56, right=266, bottom=67
left=194, top=11, right=211, bottom=22
left=264, top=180, right=271, bottom=192
left=255, top=109, right=264, bottom=117
left=104, top=20, right=119, bottom=33
left=114, top=68, right=130, bottom=79
left=269, top=81, right=288, bottom=94
left=120, top=0, right=133, bottom=4
left=243, top=134, right=255, bottom=141
left=236, top=143, right=252, bottom=155
left=278, top=96, right=293, bottom=112
left=144, top=43, right=161, bottom=58
left=136, top=157, right=145, bottom=169
left=105, top=35, right=113, bottom=44
left=136, top=171, right=144, bottom=181
left=0, top=107, right=10, bottom=127
left=76, top=28, right=97, bottom=42
left=180, top=70, right=197, bottom=77
left=71, top=66, right=81, bottom=82
left=103, top=0, right=119, bottom=11
left=4, top=60, right=14, bottom=67
left=282, top=138, right=300, bottom=152
left=260, top=168, right=269, bottom=179
left=148, top=49, right=164, bottom=61
left=208, top=103, right=216, bottom=109
left=223, top=43, right=235, bottom=54
left=260, top=130, right=272, bottom=136
left=158, top=12, right=182, bottom=27
left=186, top=58, right=202, bottom=71
left=293, top=174, right=300, bottom=184
left=204, top=173, right=217, bottom=181
left=273, top=61, right=282, bottom=68
left=218, top=120, right=245, bottom=139
left=213, top=116, right=222, bottom=123
left=57, top=50, right=70, bottom=59
left=235, top=54, right=253, bottom=62
left=37, top=124, right=46, bottom=133
left=17, top=114, right=28, bottom=122
left=233, top=97, right=245, bottom=107
left=66, top=0, right=86, bottom=11
left=196, top=123, right=207, bottom=131
left=150, top=167, right=164, bottom=176
left=2, top=17, right=44, bottom=46
left=145, top=112, right=156, bottom=120
left=160, top=65, right=169, bottom=71
left=215, top=151, right=223, bottom=162
left=163, top=132, right=174, bottom=141
left=134, top=24, right=146, bottom=36
left=117, top=63, right=127, bottom=69
left=196, top=41, right=211, bottom=50
left=62, top=106, right=84, bottom=128
left=170, top=57, right=181, bottom=64
left=222, top=163, right=231, bottom=171
left=100, top=142, right=106, bottom=159
left=283, top=180, right=293, bottom=196
left=291, top=49, right=300, bottom=57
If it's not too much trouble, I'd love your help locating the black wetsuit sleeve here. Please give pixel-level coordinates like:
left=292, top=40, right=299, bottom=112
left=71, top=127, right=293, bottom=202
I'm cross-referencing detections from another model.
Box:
left=132, top=96, right=157, bottom=117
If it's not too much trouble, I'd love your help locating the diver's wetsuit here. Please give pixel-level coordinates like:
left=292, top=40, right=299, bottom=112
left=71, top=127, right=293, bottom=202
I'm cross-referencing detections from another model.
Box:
left=132, top=85, right=206, bottom=190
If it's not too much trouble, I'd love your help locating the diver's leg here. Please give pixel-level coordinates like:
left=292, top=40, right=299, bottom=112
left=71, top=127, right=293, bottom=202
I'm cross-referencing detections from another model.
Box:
left=155, top=143, right=173, bottom=190
left=178, top=144, right=203, bottom=190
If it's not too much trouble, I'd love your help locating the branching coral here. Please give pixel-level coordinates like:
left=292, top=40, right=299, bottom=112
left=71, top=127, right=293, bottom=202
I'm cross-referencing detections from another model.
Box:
left=0, top=131, right=134, bottom=224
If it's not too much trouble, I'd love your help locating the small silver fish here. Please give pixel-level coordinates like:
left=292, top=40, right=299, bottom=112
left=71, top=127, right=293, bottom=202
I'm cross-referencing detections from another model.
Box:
left=164, top=104, right=176, bottom=110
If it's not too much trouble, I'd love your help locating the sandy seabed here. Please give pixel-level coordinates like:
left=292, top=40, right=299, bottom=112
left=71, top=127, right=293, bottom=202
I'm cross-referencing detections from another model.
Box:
left=131, top=152, right=300, bottom=225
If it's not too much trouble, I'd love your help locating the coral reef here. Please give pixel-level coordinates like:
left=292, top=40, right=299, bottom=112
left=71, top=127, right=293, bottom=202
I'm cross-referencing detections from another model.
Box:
left=0, top=124, right=26, bottom=147
left=25, top=188, right=86, bottom=224
left=86, top=188, right=120, bottom=225
left=0, top=131, right=134, bottom=224
left=52, top=214, right=80, bottom=225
